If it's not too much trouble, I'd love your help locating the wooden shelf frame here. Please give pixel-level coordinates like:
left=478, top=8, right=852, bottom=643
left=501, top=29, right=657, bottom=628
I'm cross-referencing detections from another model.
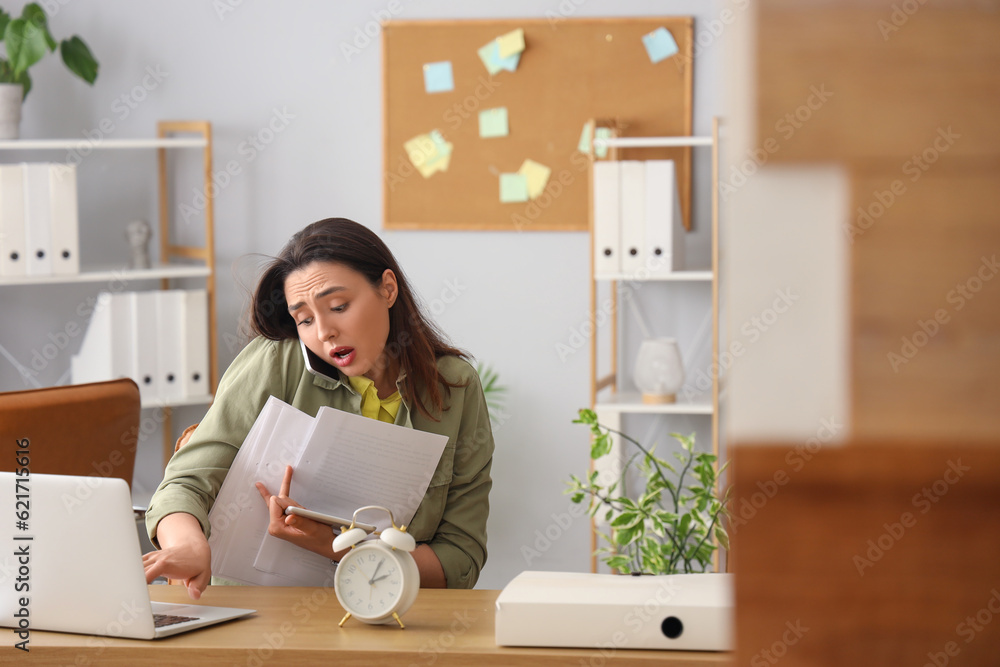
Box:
left=586, top=117, right=722, bottom=573
left=156, top=120, right=217, bottom=466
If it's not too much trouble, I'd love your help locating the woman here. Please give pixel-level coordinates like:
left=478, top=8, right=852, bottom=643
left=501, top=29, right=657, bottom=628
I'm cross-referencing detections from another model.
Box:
left=142, top=218, right=494, bottom=599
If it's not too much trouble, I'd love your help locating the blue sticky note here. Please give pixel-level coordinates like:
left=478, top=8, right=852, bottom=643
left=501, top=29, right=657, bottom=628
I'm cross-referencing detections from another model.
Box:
left=423, top=61, right=454, bottom=93
left=499, top=173, right=529, bottom=203
left=479, top=107, right=509, bottom=138
left=642, top=27, right=679, bottom=64
left=477, top=40, right=521, bottom=76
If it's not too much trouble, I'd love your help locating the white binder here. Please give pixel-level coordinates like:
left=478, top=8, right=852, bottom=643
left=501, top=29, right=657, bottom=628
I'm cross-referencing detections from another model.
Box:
left=71, top=292, right=136, bottom=385
left=22, top=163, right=53, bottom=276
left=592, top=161, right=621, bottom=276
left=131, top=291, right=160, bottom=401
left=183, top=289, right=209, bottom=399
left=0, top=163, right=26, bottom=276
left=155, top=290, right=186, bottom=402
left=619, top=161, right=646, bottom=275
left=644, top=160, right=686, bottom=275
left=49, top=164, right=80, bottom=275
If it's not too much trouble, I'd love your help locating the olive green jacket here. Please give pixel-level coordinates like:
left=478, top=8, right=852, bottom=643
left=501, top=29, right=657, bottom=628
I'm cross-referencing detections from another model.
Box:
left=145, top=337, right=494, bottom=588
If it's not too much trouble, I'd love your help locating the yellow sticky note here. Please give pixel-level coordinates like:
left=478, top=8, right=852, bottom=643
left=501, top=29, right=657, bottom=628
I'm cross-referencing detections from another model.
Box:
left=497, top=28, right=525, bottom=59
left=518, top=159, right=551, bottom=199
left=404, top=130, right=453, bottom=178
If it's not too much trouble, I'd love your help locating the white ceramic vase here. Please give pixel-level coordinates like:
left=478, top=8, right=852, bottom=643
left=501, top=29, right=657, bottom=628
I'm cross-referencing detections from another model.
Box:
left=634, top=337, right=684, bottom=404
left=0, top=83, right=22, bottom=140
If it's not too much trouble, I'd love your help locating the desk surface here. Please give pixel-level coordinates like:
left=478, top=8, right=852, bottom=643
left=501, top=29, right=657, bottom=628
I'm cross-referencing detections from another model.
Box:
left=21, top=586, right=731, bottom=666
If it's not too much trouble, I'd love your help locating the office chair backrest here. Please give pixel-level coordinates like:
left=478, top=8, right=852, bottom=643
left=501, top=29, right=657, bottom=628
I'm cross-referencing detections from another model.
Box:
left=0, top=378, right=141, bottom=489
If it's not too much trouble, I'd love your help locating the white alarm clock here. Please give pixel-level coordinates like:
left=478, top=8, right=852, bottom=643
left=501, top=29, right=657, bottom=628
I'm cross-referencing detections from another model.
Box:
left=332, top=505, right=420, bottom=629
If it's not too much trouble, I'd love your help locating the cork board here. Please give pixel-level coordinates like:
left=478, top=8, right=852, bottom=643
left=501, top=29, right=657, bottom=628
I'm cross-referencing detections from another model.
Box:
left=382, top=18, right=693, bottom=231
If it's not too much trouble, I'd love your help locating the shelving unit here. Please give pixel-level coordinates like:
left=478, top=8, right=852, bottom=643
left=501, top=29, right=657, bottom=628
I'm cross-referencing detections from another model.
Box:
left=0, top=121, right=217, bottom=466
left=587, top=117, right=721, bottom=572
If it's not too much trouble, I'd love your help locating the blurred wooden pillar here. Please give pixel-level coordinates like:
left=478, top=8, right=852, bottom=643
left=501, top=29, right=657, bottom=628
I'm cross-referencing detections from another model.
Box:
left=732, top=1, right=1000, bottom=664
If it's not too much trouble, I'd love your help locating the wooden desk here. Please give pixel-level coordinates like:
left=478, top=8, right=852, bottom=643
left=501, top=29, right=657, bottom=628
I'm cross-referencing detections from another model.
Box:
left=22, top=586, right=731, bottom=666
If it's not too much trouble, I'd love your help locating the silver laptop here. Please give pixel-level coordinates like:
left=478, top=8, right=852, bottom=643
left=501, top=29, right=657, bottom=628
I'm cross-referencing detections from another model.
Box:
left=0, top=472, right=255, bottom=639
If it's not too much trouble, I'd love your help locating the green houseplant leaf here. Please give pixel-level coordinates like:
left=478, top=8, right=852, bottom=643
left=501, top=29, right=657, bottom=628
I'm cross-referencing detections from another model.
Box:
left=6, top=18, right=48, bottom=78
left=565, top=409, right=731, bottom=575
left=59, top=36, right=98, bottom=84
left=0, top=4, right=98, bottom=100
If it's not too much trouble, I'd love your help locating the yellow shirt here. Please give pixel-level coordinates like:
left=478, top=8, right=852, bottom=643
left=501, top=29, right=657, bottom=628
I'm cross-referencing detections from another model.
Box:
left=348, top=374, right=402, bottom=424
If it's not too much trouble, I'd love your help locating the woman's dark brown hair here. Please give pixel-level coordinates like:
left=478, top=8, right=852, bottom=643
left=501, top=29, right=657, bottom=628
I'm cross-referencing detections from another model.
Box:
left=249, top=218, right=467, bottom=420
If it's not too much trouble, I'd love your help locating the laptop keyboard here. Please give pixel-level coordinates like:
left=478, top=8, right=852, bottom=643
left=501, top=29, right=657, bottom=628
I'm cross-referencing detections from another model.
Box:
left=153, top=613, right=201, bottom=628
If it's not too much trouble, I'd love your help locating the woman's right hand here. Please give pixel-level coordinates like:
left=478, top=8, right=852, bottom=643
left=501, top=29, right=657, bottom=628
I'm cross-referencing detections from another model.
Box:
left=142, top=513, right=212, bottom=600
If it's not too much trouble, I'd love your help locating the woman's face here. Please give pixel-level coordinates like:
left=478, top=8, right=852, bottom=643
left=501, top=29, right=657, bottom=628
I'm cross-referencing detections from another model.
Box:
left=284, top=261, right=397, bottom=380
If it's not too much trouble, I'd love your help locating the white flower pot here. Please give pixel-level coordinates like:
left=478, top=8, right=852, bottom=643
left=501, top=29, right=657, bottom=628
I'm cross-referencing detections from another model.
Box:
left=0, top=83, right=23, bottom=139
left=634, top=337, right=684, bottom=404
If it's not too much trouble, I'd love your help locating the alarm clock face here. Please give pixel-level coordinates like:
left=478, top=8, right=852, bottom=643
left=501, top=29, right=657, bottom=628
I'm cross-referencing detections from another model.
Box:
left=336, top=543, right=412, bottom=622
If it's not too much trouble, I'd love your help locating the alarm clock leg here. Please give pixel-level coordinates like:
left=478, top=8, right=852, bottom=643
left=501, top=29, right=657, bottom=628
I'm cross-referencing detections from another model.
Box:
left=338, top=612, right=352, bottom=627
left=392, top=612, right=406, bottom=629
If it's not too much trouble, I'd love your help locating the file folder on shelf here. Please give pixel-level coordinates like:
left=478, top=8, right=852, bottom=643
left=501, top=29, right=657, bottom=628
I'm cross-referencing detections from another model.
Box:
left=592, top=160, right=621, bottom=275
left=49, top=164, right=80, bottom=275
left=71, top=292, right=135, bottom=386
left=619, top=161, right=646, bottom=275
left=644, top=160, right=686, bottom=275
left=182, top=290, right=209, bottom=399
left=131, top=292, right=160, bottom=400
left=0, top=164, right=26, bottom=277
left=22, top=163, right=52, bottom=276
left=155, top=290, right=186, bottom=402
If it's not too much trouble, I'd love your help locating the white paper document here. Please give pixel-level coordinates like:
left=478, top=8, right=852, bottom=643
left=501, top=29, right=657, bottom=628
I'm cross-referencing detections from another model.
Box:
left=207, top=396, right=449, bottom=586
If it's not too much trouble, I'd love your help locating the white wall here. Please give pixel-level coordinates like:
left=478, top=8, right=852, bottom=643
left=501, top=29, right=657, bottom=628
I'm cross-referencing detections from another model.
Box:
left=2, top=0, right=725, bottom=589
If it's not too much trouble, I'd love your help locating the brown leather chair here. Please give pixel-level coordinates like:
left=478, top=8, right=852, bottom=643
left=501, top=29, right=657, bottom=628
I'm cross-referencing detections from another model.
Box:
left=0, top=378, right=141, bottom=488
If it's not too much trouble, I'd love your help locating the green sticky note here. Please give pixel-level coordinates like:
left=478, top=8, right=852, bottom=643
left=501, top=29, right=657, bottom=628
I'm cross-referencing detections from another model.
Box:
left=594, top=127, right=612, bottom=158
left=577, top=123, right=593, bottom=154
left=499, top=173, right=529, bottom=203
left=479, top=107, right=509, bottom=138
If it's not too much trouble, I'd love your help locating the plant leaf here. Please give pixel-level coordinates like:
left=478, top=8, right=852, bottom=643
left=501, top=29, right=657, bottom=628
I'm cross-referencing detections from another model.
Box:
left=0, top=10, right=11, bottom=42
left=6, top=18, right=47, bottom=78
left=714, top=524, right=730, bottom=551
left=590, top=432, right=612, bottom=459
left=60, top=36, right=98, bottom=84
left=21, top=4, right=56, bottom=51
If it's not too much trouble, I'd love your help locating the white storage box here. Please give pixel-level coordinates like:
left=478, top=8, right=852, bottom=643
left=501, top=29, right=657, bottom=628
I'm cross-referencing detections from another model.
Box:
left=495, top=571, right=733, bottom=651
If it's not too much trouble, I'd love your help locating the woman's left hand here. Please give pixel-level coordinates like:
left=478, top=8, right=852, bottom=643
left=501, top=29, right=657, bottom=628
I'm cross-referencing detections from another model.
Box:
left=255, top=465, right=337, bottom=560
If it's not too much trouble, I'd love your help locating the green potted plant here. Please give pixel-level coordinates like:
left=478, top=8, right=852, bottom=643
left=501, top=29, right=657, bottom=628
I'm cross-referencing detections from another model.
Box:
left=0, top=3, right=99, bottom=138
left=566, top=408, right=731, bottom=574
